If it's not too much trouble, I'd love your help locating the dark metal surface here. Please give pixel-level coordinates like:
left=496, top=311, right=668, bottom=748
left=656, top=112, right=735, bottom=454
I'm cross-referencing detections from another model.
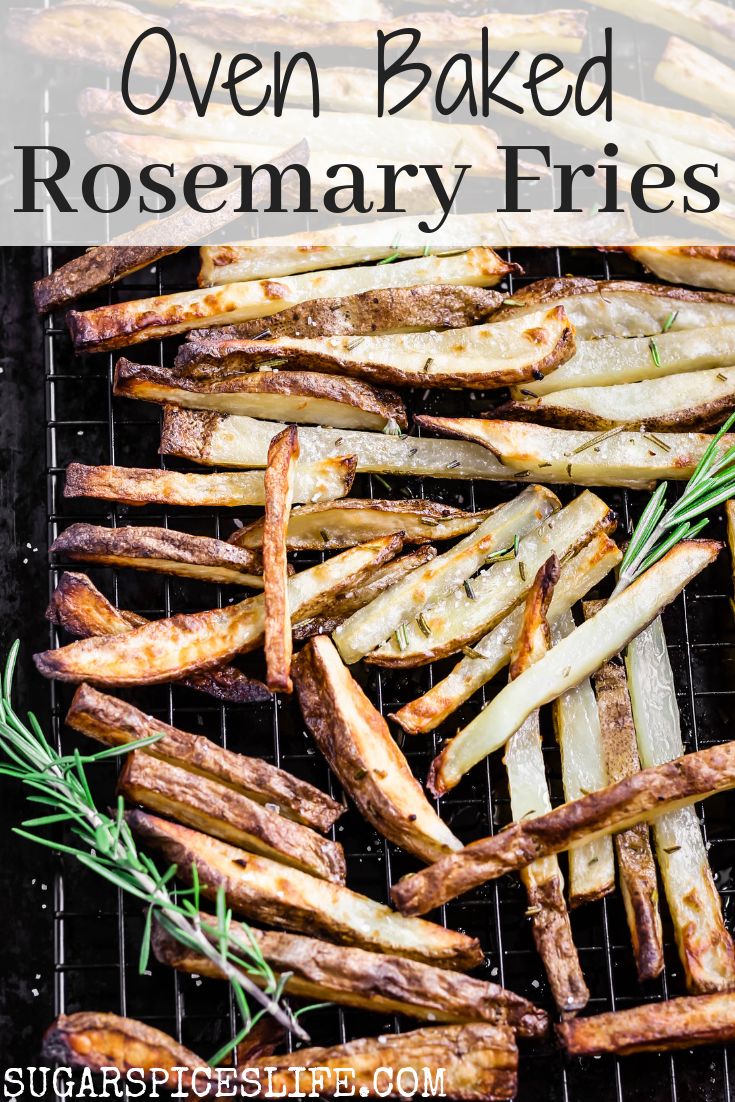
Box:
left=2, top=246, right=735, bottom=1101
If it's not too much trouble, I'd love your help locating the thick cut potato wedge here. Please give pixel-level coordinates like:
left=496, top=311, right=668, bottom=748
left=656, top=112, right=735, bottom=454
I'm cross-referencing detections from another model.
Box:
left=428, top=541, right=721, bottom=796
left=558, top=993, right=735, bottom=1056
left=504, top=556, right=589, bottom=1013
left=656, top=37, right=735, bottom=122
left=34, top=535, right=402, bottom=686
left=48, top=573, right=271, bottom=705
left=41, top=1012, right=203, bottom=1086
left=129, top=810, right=482, bottom=969
left=186, top=286, right=502, bottom=339
left=160, top=408, right=512, bottom=481
left=263, top=427, right=298, bottom=693
left=230, top=499, right=497, bottom=553
left=592, top=0, right=735, bottom=57
left=626, top=245, right=735, bottom=293
left=67, top=249, right=513, bottom=353
left=627, top=617, right=735, bottom=993
left=173, top=306, right=575, bottom=391
left=51, top=523, right=264, bottom=587
left=67, top=683, right=341, bottom=831
left=368, top=491, right=614, bottom=668
left=293, top=637, right=462, bottom=864
left=392, top=534, right=620, bottom=735
left=393, top=735, right=735, bottom=917
left=517, top=325, right=735, bottom=397
left=492, top=278, right=735, bottom=338
left=499, top=366, right=735, bottom=431
left=585, top=611, right=663, bottom=984
left=33, top=246, right=178, bottom=315
left=152, top=921, right=548, bottom=1035
left=118, top=751, right=344, bottom=881
left=64, top=457, right=355, bottom=507
left=727, top=501, right=735, bottom=621
left=416, top=416, right=735, bottom=489
left=551, top=612, right=615, bottom=908
left=114, top=358, right=408, bottom=432
left=333, top=486, right=559, bottom=665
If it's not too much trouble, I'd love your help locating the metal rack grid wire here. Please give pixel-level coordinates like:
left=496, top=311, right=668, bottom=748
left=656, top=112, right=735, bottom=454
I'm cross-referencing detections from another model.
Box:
left=41, top=245, right=735, bottom=1102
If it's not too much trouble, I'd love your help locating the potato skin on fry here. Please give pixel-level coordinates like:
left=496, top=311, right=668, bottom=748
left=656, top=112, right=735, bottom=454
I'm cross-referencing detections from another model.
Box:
left=264, top=426, right=299, bottom=693
left=33, top=246, right=178, bottom=314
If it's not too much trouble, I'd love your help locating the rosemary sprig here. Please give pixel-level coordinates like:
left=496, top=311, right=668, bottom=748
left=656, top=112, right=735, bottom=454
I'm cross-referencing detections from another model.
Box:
left=0, top=643, right=309, bottom=1057
left=614, top=411, right=735, bottom=594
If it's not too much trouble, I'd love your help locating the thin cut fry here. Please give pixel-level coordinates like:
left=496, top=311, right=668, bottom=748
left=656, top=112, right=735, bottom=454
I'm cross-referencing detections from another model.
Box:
left=264, top=427, right=298, bottom=693
left=727, top=500, right=735, bottom=621
left=656, top=37, right=735, bottom=122
left=33, top=246, right=178, bottom=315
left=592, top=0, right=735, bottom=58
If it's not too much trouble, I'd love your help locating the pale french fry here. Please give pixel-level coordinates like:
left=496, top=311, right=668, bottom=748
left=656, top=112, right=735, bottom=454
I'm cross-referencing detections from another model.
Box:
left=332, top=486, right=560, bottom=665
left=656, top=37, right=735, bottom=122
left=626, top=245, right=735, bottom=294
left=592, top=0, right=735, bottom=58
left=264, top=427, right=298, bottom=693
left=428, top=541, right=721, bottom=796
left=626, top=617, right=735, bottom=993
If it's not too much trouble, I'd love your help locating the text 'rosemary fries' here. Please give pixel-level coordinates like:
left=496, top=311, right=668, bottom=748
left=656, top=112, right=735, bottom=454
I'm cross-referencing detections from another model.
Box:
left=129, top=810, right=482, bottom=969
left=118, top=751, right=345, bottom=882
left=67, top=248, right=512, bottom=352
left=229, top=499, right=497, bottom=552
left=429, top=541, right=721, bottom=796
left=393, top=736, right=735, bottom=918
left=175, top=306, right=575, bottom=390
left=586, top=612, right=664, bottom=984
left=558, top=992, right=735, bottom=1057
left=627, top=617, right=735, bottom=993
left=66, top=684, right=341, bottom=832
left=504, top=556, right=589, bottom=1013
left=114, top=359, right=408, bottom=432
left=264, top=427, right=298, bottom=693
left=48, top=574, right=271, bottom=706
left=416, top=416, right=735, bottom=489
left=64, top=458, right=356, bottom=508
left=34, top=535, right=402, bottom=686
left=293, top=637, right=462, bottom=865
left=51, top=523, right=264, bottom=588
left=392, top=534, right=620, bottom=735
left=369, top=490, right=614, bottom=668
left=551, top=612, right=616, bottom=907
left=333, top=485, right=559, bottom=665
left=626, top=245, right=735, bottom=294
left=152, top=921, right=548, bottom=1035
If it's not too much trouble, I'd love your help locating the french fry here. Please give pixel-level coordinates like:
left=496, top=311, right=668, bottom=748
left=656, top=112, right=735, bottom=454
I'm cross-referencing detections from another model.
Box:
left=392, top=533, right=620, bottom=736
left=48, top=574, right=271, bottom=706
left=170, top=306, right=575, bottom=390
left=113, top=359, right=408, bottom=432
left=152, top=921, right=548, bottom=1035
left=129, top=810, right=483, bottom=969
left=727, top=500, right=735, bottom=621
left=229, top=499, right=497, bottom=552
left=625, top=245, right=735, bottom=294
left=67, top=249, right=513, bottom=352
left=66, top=683, right=342, bottom=831
left=264, top=427, right=298, bottom=693
left=504, top=556, right=589, bottom=1013
left=415, top=416, right=735, bottom=489
left=367, top=491, right=614, bottom=668
left=428, top=541, right=721, bottom=797
left=392, top=736, right=735, bottom=918
left=498, top=366, right=735, bottom=431
left=551, top=612, right=616, bottom=908
left=33, top=246, right=179, bottom=315
left=63, top=457, right=355, bottom=508
left=293, top=636, right=462, bottom=864
left=626, top=617, right=735, bottom=992
left=585, top=602, right=664, bottom=984
left=118, top=751, right=345, bottom=881
left=592, top=0, right=735, bottom=58
left=51, top=523, right=264, bottom=588
left=34, top=535, right=403, bottom=687
left=332, top=485, right=560, bottom=665
left=656, top=37, right=735, bottom=122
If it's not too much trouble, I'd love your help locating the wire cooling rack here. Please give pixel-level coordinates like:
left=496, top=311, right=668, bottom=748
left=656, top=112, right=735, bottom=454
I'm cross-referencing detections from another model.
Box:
left=38, top=244, right=735, bottom=1102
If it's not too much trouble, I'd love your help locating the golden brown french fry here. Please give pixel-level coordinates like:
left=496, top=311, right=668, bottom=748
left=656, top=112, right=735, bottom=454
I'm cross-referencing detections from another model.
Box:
left=118, top=751, right=345, bottom=881
left=727, top=501, right=735, bottom=621
left=292, top=636, right=462, bottom=864
left=67, top=683, right=341, bottom=831
left=34, top=535, right=403, bottom=687
left=585, top=602, right=664, bottom=984
left=264, top=427, right=298, bottom=693
left=129, top=810, right=483, bottom=969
